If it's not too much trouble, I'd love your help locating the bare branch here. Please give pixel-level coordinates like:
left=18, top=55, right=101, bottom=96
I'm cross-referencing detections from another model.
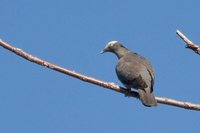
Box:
left=0, top=39, right=200, bottom=111
left=176, top=30, right=200, bottom=55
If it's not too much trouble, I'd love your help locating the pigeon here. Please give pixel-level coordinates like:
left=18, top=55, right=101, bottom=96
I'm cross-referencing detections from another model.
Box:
left=101, top=41, right=157, bottom=107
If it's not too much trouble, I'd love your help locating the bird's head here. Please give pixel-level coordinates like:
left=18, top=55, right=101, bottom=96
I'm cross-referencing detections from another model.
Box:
left=101, top=40, right=127, bottom=54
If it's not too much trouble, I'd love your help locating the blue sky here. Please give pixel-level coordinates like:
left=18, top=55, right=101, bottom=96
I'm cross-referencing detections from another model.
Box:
left=0, top=0, right=200, bottom=132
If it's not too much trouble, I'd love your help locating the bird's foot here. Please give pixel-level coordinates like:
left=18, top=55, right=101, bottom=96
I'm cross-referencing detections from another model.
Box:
left=124, top=89, right=132, bottom=97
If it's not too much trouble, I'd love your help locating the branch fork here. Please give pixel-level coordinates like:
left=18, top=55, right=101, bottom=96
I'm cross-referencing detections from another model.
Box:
left=176, top=30, right=200, bottom=55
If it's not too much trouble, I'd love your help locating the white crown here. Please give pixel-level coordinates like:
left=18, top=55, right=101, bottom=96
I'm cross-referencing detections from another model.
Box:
left=107, top=40, right=118, bottom=45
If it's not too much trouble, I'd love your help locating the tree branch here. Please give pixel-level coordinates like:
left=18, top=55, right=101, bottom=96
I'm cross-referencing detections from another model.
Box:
left=0, top=39, right=200, bottom=111
left=176, top=30, right=200, bottom=55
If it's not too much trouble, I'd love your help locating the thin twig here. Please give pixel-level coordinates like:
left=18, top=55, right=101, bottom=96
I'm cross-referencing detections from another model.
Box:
left=176, top=30, right=200, bottom=55
left=0, top=39, right=200, bottom=111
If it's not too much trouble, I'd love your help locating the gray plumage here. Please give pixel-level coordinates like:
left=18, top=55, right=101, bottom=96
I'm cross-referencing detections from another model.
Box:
left=101, top=41, right=157, bottom=107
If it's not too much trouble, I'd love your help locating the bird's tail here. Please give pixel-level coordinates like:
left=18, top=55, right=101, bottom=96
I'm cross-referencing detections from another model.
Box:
left=138, top=89, right=157, bottom=107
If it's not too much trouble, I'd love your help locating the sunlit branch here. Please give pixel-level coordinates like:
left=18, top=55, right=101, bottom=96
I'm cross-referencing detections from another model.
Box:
left=176, top=30, right=200, bottom=55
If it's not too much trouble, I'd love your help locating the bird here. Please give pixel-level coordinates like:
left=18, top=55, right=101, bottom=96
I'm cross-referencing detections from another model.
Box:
left=101, top=41, right=157, bottom=107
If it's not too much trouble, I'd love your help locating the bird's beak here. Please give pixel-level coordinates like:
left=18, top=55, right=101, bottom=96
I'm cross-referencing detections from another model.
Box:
left=100, top=50, right=105, bottom=54
left=100, top=47, right=109, bottom=54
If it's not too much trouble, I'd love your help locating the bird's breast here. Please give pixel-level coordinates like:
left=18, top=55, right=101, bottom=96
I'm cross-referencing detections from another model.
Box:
left=115, top=59, right=141, bottom=88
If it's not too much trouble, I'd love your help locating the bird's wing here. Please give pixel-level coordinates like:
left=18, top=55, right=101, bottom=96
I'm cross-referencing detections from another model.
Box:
left=126, top=52, right=155, bottom=91
left=116, top=57, right=148, bottom=89
left=130, top=52, right=155, bottom=91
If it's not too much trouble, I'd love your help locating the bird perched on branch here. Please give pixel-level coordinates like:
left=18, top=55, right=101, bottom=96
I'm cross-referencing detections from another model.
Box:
left=101, top=41, right=157, bottom=107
